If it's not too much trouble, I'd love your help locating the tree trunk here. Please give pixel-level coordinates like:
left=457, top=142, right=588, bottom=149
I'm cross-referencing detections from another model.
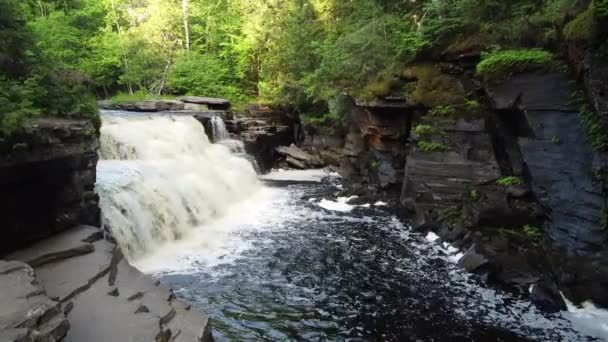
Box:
left=38, top=0, right=46, bottom=17
left=109, top=0, right=133, bottom=94
left=182, top=0, right=190, bottom=51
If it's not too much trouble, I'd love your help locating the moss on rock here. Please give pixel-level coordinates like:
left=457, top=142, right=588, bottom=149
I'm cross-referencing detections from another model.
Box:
left=476, top=49, right=554, bottom=81
left=404, top=65, right=467, bottom=108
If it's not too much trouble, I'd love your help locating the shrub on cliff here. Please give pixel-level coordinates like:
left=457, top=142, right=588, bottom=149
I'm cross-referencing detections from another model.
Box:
left=476, top=49, right=554, bottom=81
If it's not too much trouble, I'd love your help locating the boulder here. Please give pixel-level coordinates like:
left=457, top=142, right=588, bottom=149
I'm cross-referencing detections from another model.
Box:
left=530, top=280, right=567, bottom=314
left=458, top=244, right=489, bottom=272
left=275, top=144, right=324, bottom=169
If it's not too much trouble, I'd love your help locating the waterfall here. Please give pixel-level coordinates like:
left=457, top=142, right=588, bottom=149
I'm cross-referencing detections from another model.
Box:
left=95, top=114, right=261, bottom=259
left=210, top=115, right=229, bottom=141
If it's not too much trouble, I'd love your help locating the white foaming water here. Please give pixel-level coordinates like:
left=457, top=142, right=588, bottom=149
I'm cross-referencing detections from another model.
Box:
left=210, top=115, right=229, bottom=141
left=96, top=113, right=261, bottom=259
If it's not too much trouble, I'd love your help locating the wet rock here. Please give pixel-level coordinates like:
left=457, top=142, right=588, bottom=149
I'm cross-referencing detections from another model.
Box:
left=238, top=104, right=298, bottom=172
left=401, top=117, right=501, bottom=217
left=530, top=280, right=567, bottom=314
left=505, top=186, right=529, bottom=198
left=0, top=261, right=70, bottom=342
left=458, top=244, right=489, bottom=272
left=487, top=71, right=608, bottom=306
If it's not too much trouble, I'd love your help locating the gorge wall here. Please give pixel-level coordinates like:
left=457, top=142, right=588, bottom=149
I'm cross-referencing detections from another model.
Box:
left=0, top=119, right=100, bottom=256
left=327, top=52, right=608, bottom=310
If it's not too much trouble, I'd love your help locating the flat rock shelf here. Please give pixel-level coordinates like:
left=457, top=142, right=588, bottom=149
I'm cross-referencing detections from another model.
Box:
left=2, top=225, right=212, bottom=342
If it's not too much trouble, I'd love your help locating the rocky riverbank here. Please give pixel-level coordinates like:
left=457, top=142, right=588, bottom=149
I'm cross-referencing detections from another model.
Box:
left=0, top=117, right=212, bottom=342
left=294, top=53, right=608, bottom=312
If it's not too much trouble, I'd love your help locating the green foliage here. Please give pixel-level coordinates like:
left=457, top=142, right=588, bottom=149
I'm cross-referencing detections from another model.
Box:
left=429, top=105, right=457, bottom=117
left=579, top=104, right=608, bottom=151
left=168, top=52, right=247, bottom=102
left=0, top=0, right=98, bottom=136
left=414, top=124, right=436, bottom=136
left=301, top=112, right=339, bottom=126
left=110, top=92, right=177, bottom=104
left=564, top=3, right=597, bottom=41
left=496, top=176, right=523, bottom=186
left=597, top=0, right=608, bottom=18
left=522, top=224, right=543, bottom=242
left=417, top=141, right=448, bottom=153
left=476, top=49, right=554, bottom=81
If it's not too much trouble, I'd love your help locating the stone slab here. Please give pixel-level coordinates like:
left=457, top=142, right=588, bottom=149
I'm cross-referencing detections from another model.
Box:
left=0, top=261, right=69, bottom=342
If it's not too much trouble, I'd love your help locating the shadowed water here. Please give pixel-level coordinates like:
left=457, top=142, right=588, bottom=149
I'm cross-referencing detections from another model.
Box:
left=148, top=181, right=601, bottom=342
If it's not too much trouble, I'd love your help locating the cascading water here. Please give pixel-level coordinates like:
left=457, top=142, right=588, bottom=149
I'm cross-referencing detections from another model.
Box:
left=210, top=115, right=230, bottom=141
left=95, top=112, right=261, bottom=259
left=209, top=115, right=258, bottom=169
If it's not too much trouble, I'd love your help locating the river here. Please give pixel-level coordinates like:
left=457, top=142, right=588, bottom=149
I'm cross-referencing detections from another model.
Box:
left=96, top=111, right=608, bottom=341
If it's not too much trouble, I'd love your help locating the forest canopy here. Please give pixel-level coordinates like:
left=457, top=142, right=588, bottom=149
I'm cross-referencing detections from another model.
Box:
left=1, top=0, right=606, bottom=132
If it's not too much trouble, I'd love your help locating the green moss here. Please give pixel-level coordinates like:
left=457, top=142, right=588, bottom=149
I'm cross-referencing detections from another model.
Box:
left=564, top=4, right=597, bottom=41
left=496, top=176, right=523, bottom=186
left=414, top=124, right=436, bottom=136
left=522, top=224, right=543, bottom=242
left=551, top=135, right=562, bottom=145
left=405, top=65, right=467, bottom=108
left=476, top=49, right=554, bottom=81
left=418, top=141, right=448, bottom=152
left=360, top=78, right=399, bottom=100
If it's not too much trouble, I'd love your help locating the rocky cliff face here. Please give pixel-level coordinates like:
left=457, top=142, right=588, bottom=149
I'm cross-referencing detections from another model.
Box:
left=330, top=56, right=608, bottom=309
left=340, top=101, right=411, bottom=199
left=0, top=118, right=100, bottom=256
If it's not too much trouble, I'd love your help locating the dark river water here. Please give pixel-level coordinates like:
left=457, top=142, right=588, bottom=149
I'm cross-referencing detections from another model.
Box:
left=135, top=176, right=604, bottom=342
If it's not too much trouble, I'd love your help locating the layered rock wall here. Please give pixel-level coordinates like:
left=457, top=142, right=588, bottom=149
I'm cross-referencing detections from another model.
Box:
left=0, top=119, right=100, bottom=256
